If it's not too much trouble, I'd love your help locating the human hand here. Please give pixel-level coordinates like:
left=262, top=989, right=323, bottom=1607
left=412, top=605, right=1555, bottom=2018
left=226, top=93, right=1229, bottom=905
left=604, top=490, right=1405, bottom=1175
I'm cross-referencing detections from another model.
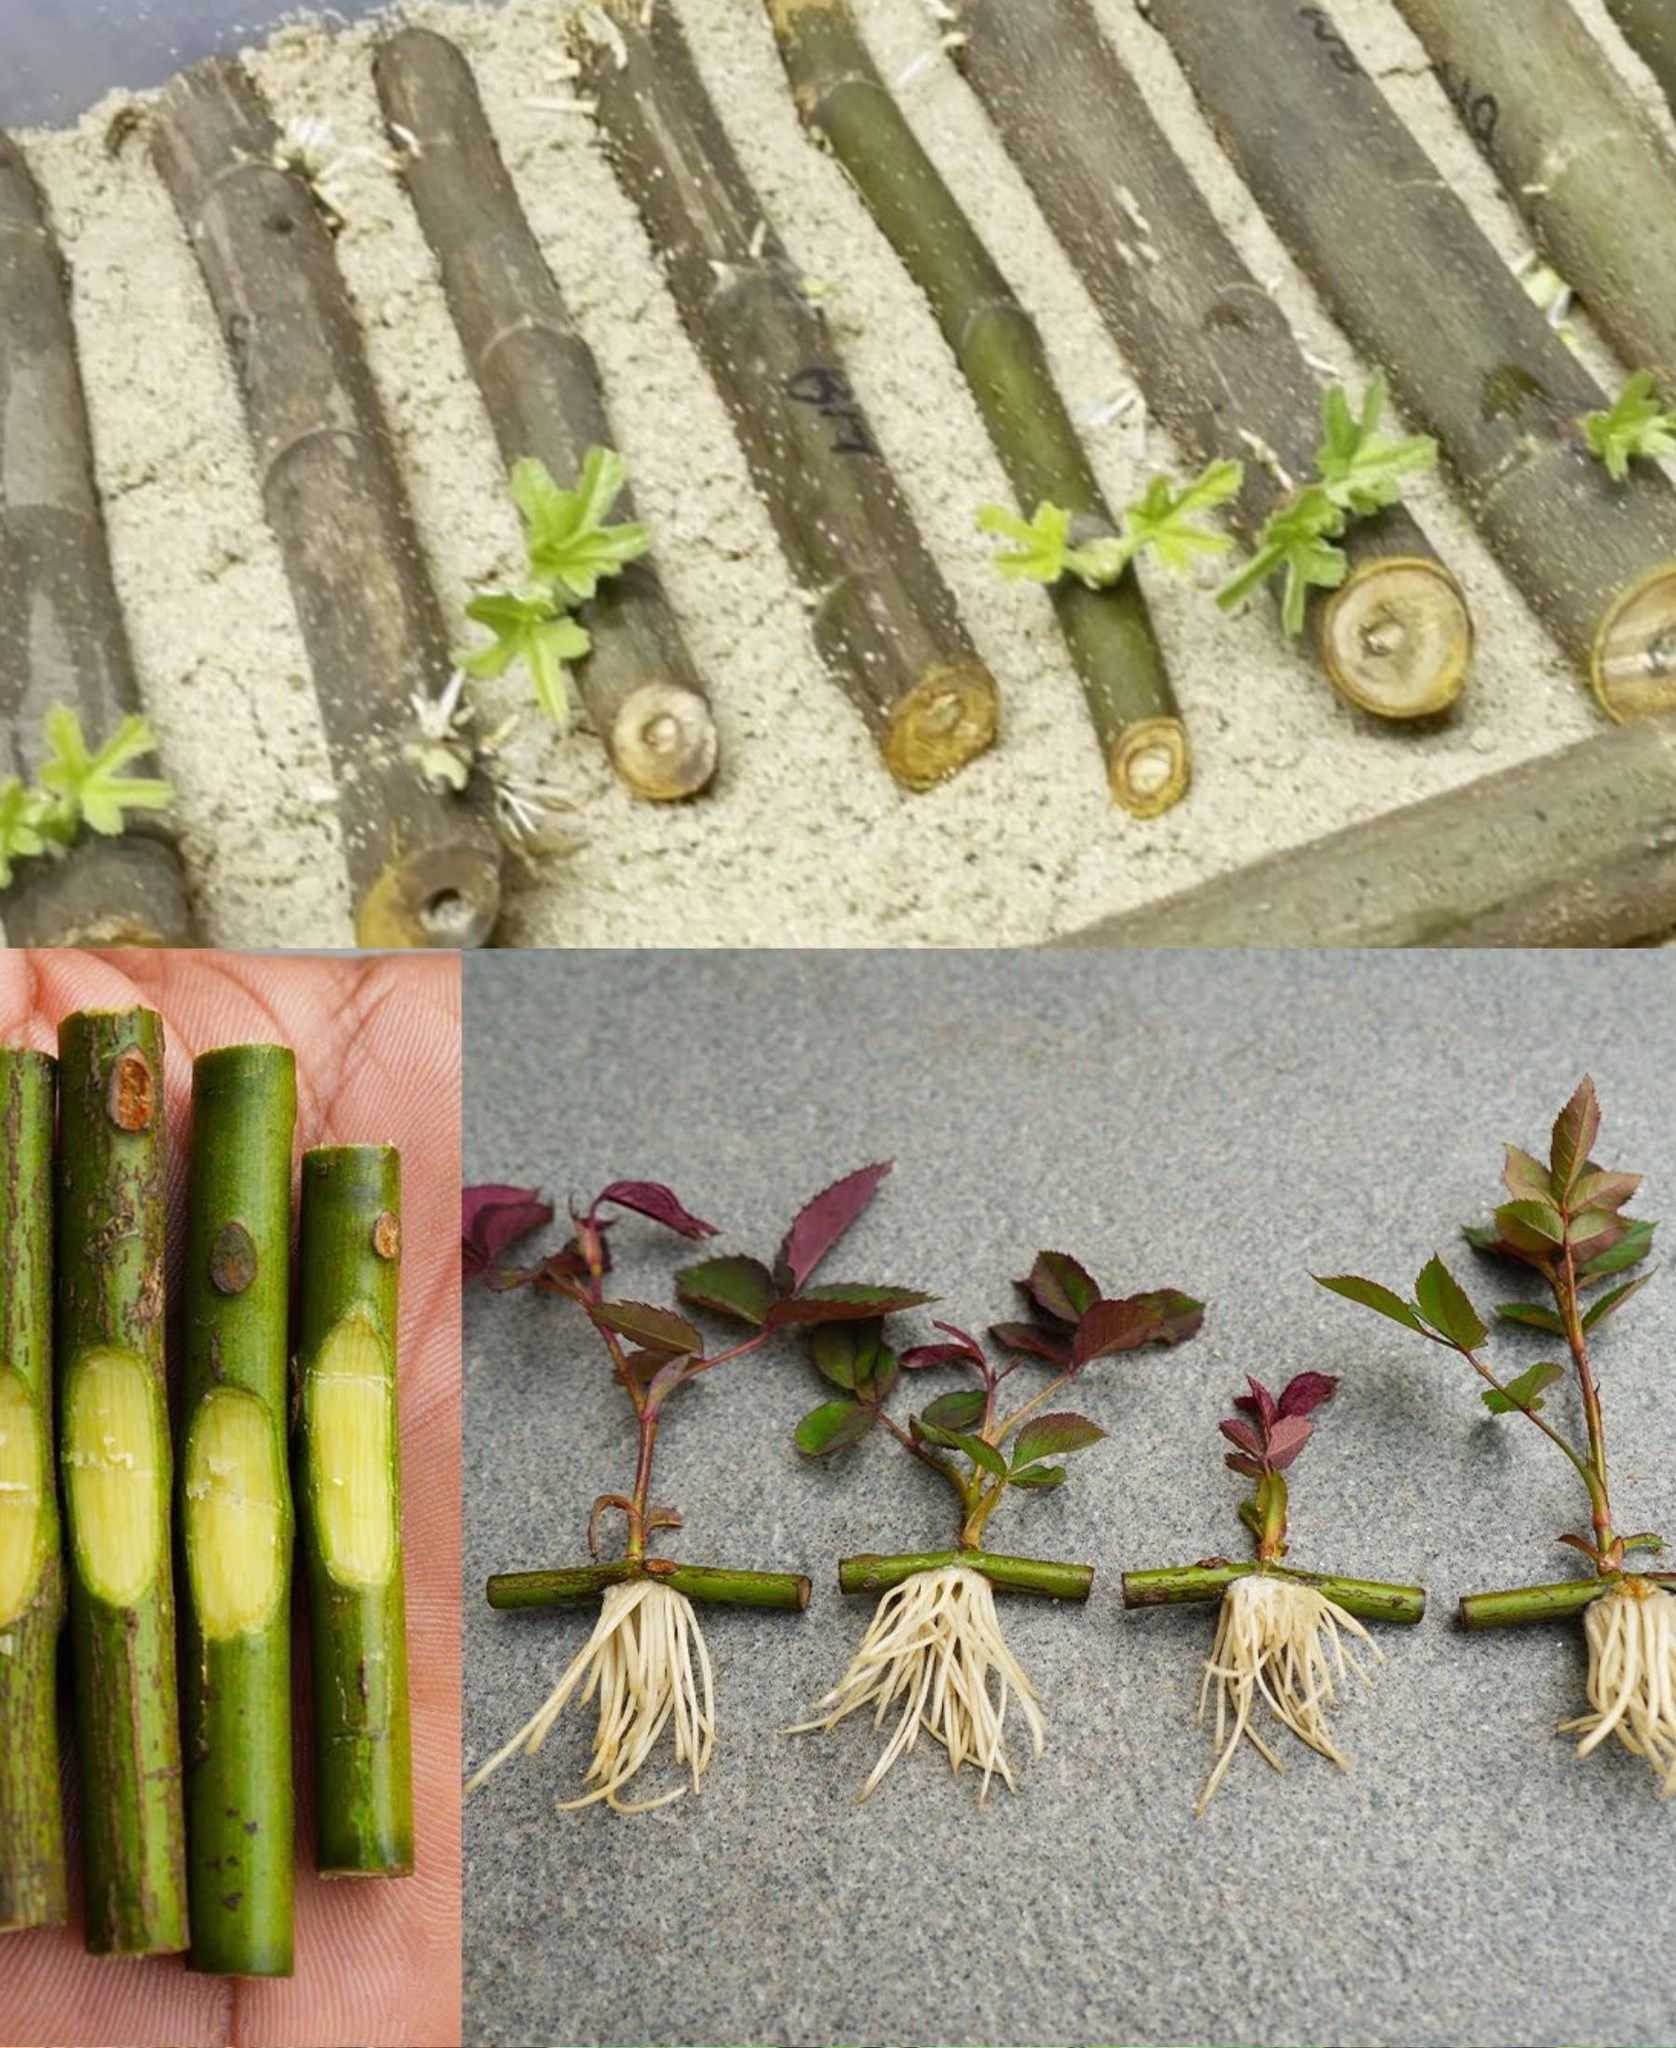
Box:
left=0, top=949, right=461, bottom=2048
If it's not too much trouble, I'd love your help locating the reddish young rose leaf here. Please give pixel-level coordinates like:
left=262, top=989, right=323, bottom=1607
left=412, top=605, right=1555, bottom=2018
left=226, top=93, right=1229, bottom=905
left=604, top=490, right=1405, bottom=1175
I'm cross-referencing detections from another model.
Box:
left=588, top=1299, right=704, bottom=1357
left=1277, top=1372, right=1338, bottom=1419
left=621, top=1348, right=675, bottom=1387
left=1502, top=1146, right=1553, bottom=1205
left=1070, top=1290, right=1205, bottom=1369
left=795, top=1399, right=877, bottom=1456
left=921, top=1388, right=988, bottom=1431
left=900, top=1342, right=985, bottom=1371
left=1495, top=1199, right=1566, bottom=1251
left=593, top=1180, right=719, bottom=1241
left=1021, top=1251, right=1101, bottom=1324
left=1263, top=1415, right=1314, bottom=1470
left=675, top=1254, right=777, bottom=1327
left=1570, top=1168, right=1641, bottom=1214
left=776, top=1162, right=893, bottom=1290
left=1224, top=1450, right=1265, bottom=1479
left=1238, top=1376, right=1277, bottom=1429
left=770, top=1282, right=933, bottom=1326
left=1549, top=1077, right=1600, bottom=1201
left=1218, top=1416, right=1264, bottom=1459
left=462, top=1184, right=554, bottom=1278
left=1577, top=1217, right=1656, bottom=1279
left=932, top=1319, right=989, bottom=1360
left=987, top=1321, right=1073, bottom=1365
left=1013, top=1411, right=1106, bottom=1467
left=1567, top=1210, right=1627, bottom=1258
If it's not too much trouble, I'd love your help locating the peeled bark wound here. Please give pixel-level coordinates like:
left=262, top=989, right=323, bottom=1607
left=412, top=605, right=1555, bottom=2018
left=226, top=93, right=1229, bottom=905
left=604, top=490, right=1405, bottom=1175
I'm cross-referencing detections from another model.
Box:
left=372, top=29, right=716, bottom=802
left=580, top=0, right=996, bottom=791
left=180, top=1045, right=297, bottom=1976
left=296, top=1146, right=413, bottom=1878
left=0, top=1049, right=66, bottom=1933
left=0, top=134, right=193, bottom=944
left=1057, top=712, right=1676, bottom=948
left=55, top=1008, right=186, bottom=1956
left=770, top=0, right=1186, bottom=811
left=150, top=62, right=502, bottom=947
left=1145, top=0, right=1676, bottom=717
left=951, top=0, right=1471, bottom=722
left=1395, top=0, right=1676, bottom=396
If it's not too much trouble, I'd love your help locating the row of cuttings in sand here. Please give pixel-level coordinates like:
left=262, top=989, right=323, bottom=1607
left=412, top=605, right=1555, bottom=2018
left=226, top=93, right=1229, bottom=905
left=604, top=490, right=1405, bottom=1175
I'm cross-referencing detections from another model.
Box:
left=9, top=0, right=1676, bottom=949
left=463, top=1078, right=1676, bottom=1816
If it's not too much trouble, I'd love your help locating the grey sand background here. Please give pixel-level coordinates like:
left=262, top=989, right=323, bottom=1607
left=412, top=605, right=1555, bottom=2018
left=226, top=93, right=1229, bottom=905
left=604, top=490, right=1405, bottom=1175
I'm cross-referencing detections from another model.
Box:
left=464, top=950, right=1676, bottom=2048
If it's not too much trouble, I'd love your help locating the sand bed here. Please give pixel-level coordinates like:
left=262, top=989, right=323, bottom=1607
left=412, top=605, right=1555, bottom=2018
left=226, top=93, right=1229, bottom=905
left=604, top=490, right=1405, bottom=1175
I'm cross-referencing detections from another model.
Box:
left=11, top=0, right=1671, bottom=946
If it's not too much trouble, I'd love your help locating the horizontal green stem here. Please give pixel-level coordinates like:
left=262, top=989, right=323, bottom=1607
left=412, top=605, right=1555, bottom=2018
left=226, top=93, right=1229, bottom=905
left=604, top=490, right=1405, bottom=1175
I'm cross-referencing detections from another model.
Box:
left=838, top=1551, right=1094, bottom=1601
left=1455, top=1571, right=1676, bottom=1629
left=1122, top=1560, right=1426, bottom=1624
left=487, top=1559, right=810, bottom=1612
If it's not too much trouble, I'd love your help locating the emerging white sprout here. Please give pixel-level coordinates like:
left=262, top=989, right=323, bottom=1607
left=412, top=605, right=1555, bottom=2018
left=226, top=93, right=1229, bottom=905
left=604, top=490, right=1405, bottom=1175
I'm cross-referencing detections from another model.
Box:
left=1196, top=1572, right=1384, bottom=1814
left=789, top=1565, right=1044, bottom=1802
left=1563, top=1578, right=1676, bottom=1796
left=465, top=1577, right=714, bottom=1814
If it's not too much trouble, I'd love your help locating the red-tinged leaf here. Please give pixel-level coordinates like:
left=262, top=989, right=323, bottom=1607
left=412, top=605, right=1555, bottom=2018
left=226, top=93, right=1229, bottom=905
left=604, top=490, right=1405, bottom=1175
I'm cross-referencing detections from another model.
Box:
left=1581, top=1272, right=1655, bottom=1331
left=1013, top=1412, right=1105, bottom=1467
left=1549, top=1077, right=1600, bottom=1200
left=622, top=1347, right=675, bottom=1387
left=1495, top=1199, right=1566, bottom=1246
left=932, top=1319, right=989, bottom=1360
left=1224, top=1451, right=1265, bottom=1479
left=1566, top=1210, right=1625, bottom=1254
left=463, top=1184, right=554, bottom=1278
left=588, top=1300, right=704, bottom=1357
left=987, top=1321, right=1073, bottom=1365
left=1571, top=1169, right=1641, bottom=1214
left=675, top=1254, right=777, bottom=1327
left=481, top=1263, right=539, bottom=1292
left=770, top=1283, right=933, bottom=1325
left=1070, top=1290, right=1205, bottom=1368
left=1232, top=1392, right=1263, bottom=1420
left=922, top=1388, right=987, bottom=1431
left=1219, top=1416, right=1264, bottom=1459
left=1022, top=1251, right=1101, bottom=1324
left=1502, top=1147, right=1553, bottom=1205
left=795, top=1399, right=876, bottom=1456
left=1415, top=1256, right=1488, bottom=1351
left=593, top=1180, right=718, bottom=1240
left=777, top=1162, right=893, bottom=1290
left=1263, top=1415, right=1314, bottom=1470
left=1314, top=1274, right=1426, bottom=1333
left=1578, top=1217, right=1656, bottom=1279
left=1277, top=1372, right=1338, bottom=1419
left=900, top=1342, right=985, bottom=1371
left=1242, top=1376, right=1277, bottom=1429
left=810, top=1320, right=872, bottom=1393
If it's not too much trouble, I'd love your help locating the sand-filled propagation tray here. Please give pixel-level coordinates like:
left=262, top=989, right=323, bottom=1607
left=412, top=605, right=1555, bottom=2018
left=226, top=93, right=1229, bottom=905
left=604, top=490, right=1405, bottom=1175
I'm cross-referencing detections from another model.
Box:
left=7, top=0, right=1676, bottom=947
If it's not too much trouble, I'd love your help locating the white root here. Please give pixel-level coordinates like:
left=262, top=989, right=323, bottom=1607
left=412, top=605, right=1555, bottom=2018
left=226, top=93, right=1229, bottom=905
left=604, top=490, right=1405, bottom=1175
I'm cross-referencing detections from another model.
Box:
left=788, top=1565, right=1044, bottom=1802
left=1563, top=1578, right=1676, bottom=1796
left=1195, top=1573, right=1383, bottom=1814
left=464, top=1577, right=715, bottom=1814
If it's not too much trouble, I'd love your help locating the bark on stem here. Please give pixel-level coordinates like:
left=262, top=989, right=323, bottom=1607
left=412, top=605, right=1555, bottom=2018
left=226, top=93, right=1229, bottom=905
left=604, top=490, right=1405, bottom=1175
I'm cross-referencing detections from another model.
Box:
left=950, top=0, right=1472, bottom=722
left=1601, top=0, right=1676, bottom=121
left=838, top=1551, right=1094, bottom=1600
left=1146, top=0, right=1676, bottom=715
left=1395, top=0, right=1676, bottom=395
left=769, top=0, right=1187, bottom=811
left=1456, top=1576, right=1617, bottom=1629
left=55, top=1008, right=186, bottom=1955
left=296, top=1146, right=412, bottom=1878
left=0, top=1049, right=65, bottom=1933
left=1056, top=710, right=1676, bottom=948
left=150, top=61, right=501, bottom=947
left=179, top=1046, right=296, bottom=1976
left=487, top=1560, right=811, bottom=1611
left=372, top=29, right=718, bottom=801
left=1122, top=1560, right=1427, bottom=1624
left=579, top=0, right=997, bottom=791
left=0, top=135, right=193, bottom=945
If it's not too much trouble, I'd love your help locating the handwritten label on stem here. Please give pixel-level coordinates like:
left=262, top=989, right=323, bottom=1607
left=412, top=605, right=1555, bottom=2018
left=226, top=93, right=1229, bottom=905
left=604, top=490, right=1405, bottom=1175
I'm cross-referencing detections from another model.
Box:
left=1298, top=5, right=1362, bottom=76
left=785, top=365, right=873, bottom=456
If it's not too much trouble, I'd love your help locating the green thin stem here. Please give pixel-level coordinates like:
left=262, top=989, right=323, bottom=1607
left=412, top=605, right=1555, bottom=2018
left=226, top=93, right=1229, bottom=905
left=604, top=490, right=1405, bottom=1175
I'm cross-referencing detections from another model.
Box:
left=838, top=1550, right=1094, bottom=1601
left=487, top=1560, right=811, bottom=1611
left=1122, top=1559, right=1427, bottom=1624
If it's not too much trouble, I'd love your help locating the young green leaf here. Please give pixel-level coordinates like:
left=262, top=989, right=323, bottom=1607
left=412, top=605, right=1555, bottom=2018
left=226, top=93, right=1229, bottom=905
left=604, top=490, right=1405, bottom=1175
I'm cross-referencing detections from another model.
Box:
left=459, top=591, right=591, bottom=726
left=1414, top=1255, right=1488, bottom=1351
left=36, top=709, right=173, bottom=839
left=1494, top=1302, right=1566, bottom=1335
left=796, top=1399, right=877, bottom=1456
left=770, top=1283, right=934, bottom=1325
left=0, top=777, right=50, bottom=886
left=1008, top=1464, right=1066, bottom=1490
left=1216, top=485, right=1349, bottom=636
left=1313, top=1274, right=1427, bottom=1333
left=1117, top=460, right=1243, bottom=576
left=1022, top=1251, right=1101, bottom=1324
left=1580, top=1272, right=1655, bottom=1331
left=1481, top=1361, right=1565, bottom=1415
left=1502, top=1146, right=1553, bottom=1204
left=1577, top=1217, right=1656, bottom=1279
left=920, top=1388, right=987, bottom=1432
left=512, top=450, right=650, bottom=603
left=977, top=500, right=1126, bottom=588
left=674, top=1254, right=777, bottom=1326
left=1313, top=373, right=1437, bottom=516
left=1583, top=371, right=1676, bottom=482
left=1012, top=1412, right=1106, bottom=1468
left=949, top=1433, right=1008, bottom=1480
